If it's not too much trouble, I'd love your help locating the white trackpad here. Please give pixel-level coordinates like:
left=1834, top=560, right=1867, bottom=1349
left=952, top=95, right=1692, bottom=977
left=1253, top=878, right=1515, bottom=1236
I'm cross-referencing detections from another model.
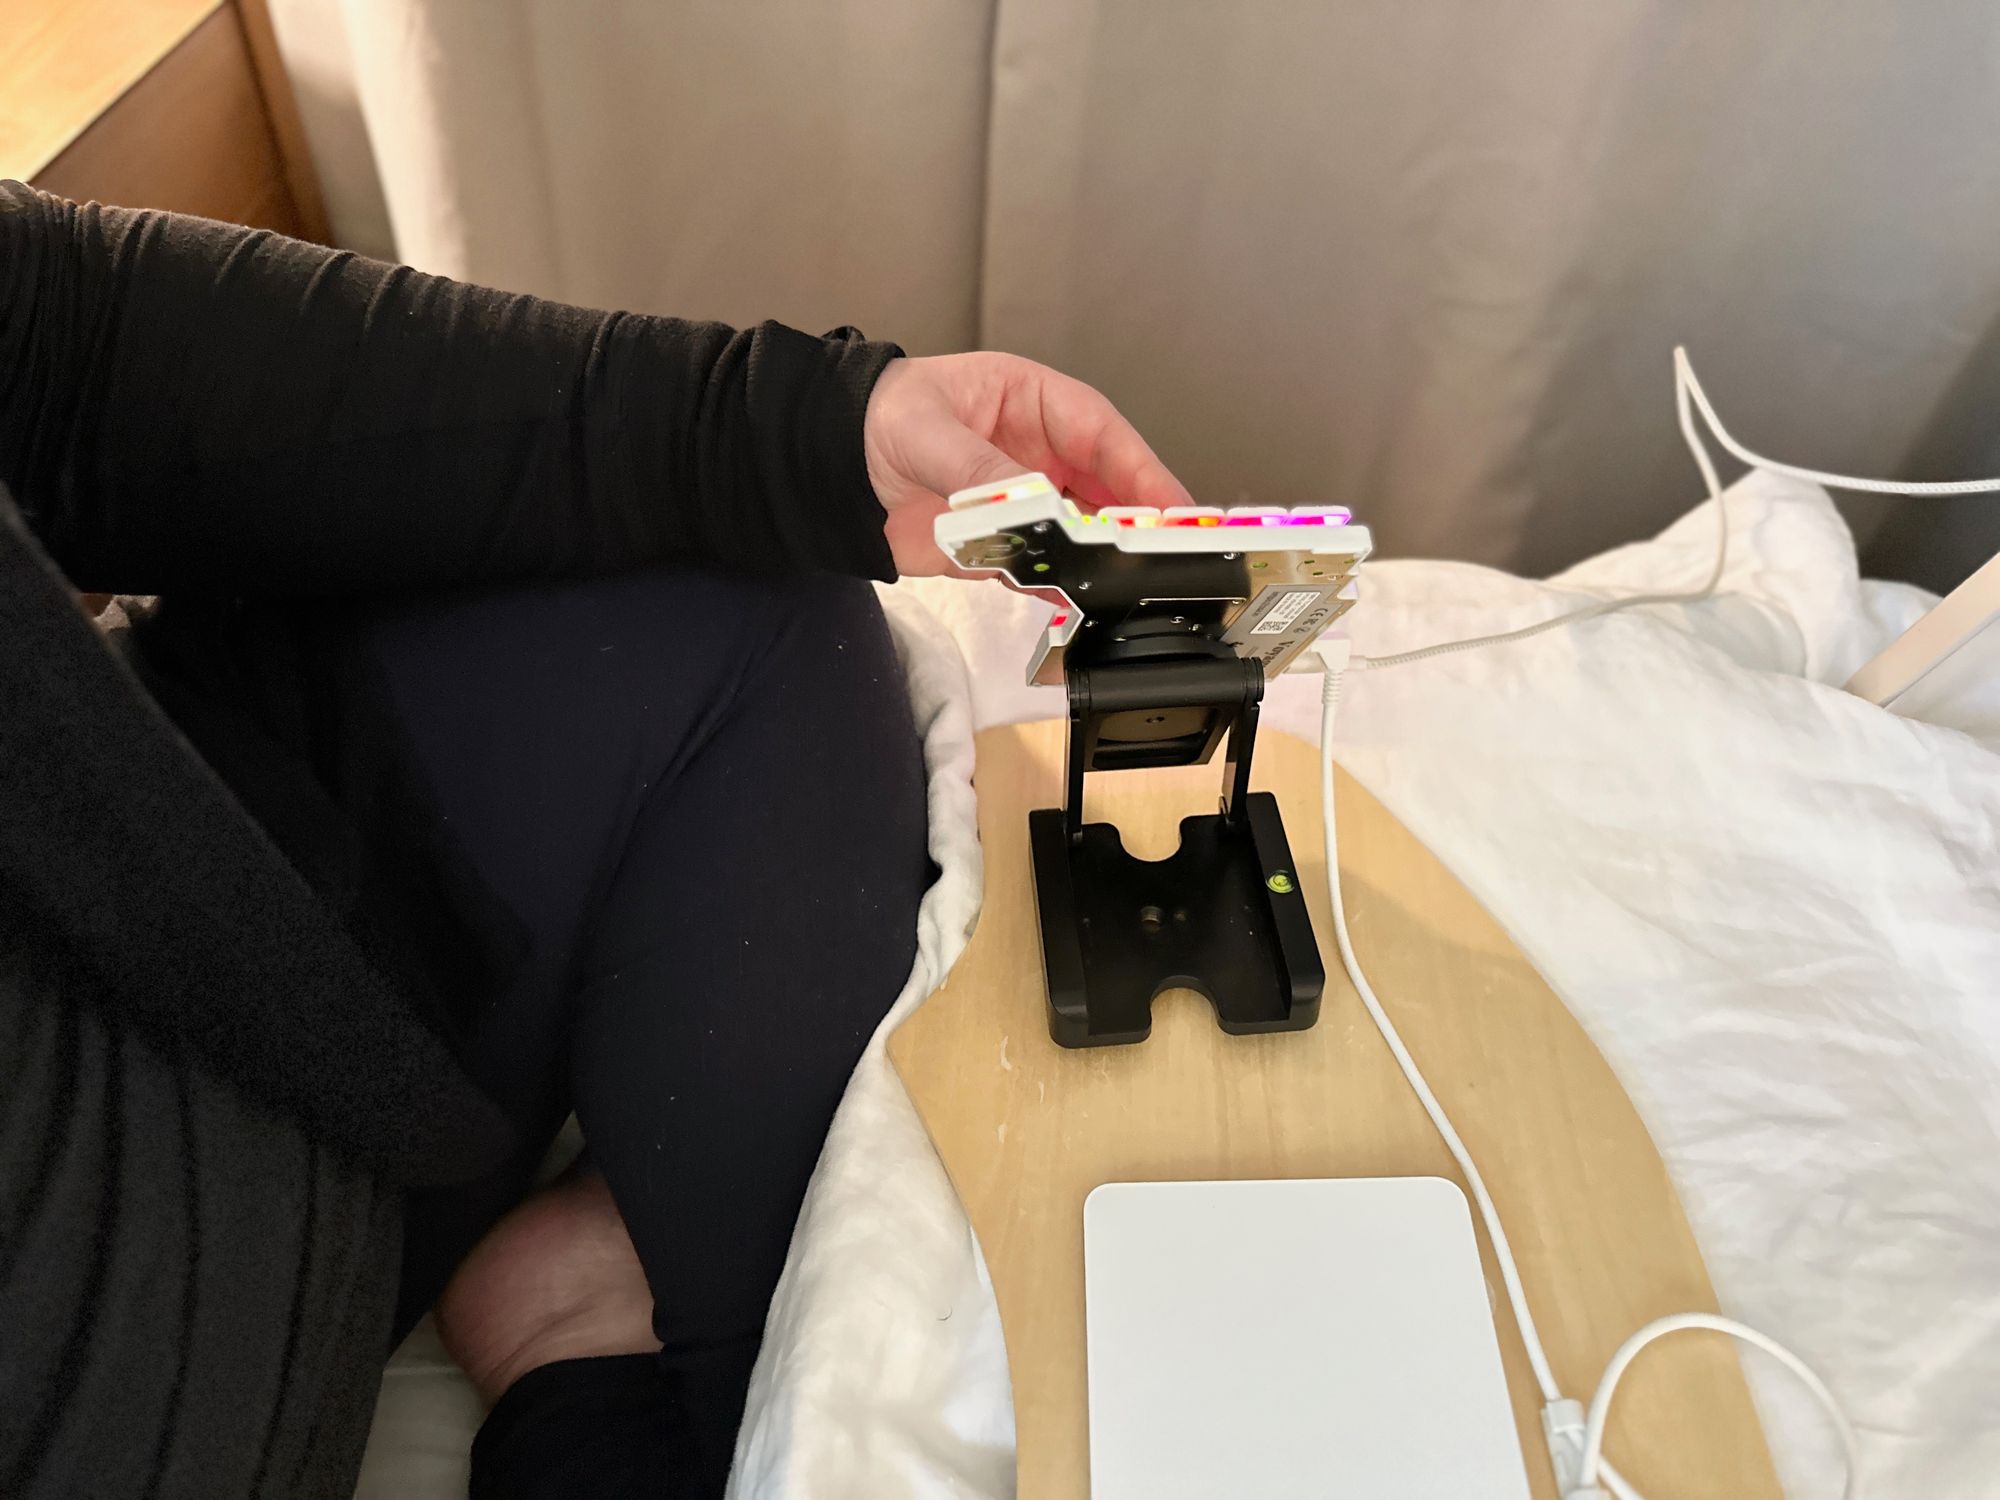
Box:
left=1083, top=1177, right=1533, bottom=1499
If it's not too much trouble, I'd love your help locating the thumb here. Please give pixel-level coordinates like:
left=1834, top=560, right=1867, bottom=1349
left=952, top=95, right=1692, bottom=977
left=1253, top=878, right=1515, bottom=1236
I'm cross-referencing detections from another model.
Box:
left=910, top=419, right=1031, bottom=504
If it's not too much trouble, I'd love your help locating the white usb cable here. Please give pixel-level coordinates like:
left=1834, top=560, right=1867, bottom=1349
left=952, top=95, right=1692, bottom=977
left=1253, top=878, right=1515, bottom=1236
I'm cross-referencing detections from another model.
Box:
left=1313, top=638, right=1859, bottom=1499
left=1349, top=347, right=2000, bottom=673
left=1291, top=346, right=2000, bottom=1493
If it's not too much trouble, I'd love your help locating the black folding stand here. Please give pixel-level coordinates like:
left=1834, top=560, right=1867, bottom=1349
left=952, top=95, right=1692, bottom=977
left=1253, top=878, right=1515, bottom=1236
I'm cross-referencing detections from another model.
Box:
left=1028, top=642, right=1325, bottom=1048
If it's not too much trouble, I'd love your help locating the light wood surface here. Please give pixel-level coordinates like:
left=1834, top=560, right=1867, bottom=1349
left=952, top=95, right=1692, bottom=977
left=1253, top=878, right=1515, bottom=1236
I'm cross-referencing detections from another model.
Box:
left=6, top=0, right=325, bottom=242
left=889, top=721, right=1780, bottom=1499
left=0, top=0, right=218, bottom=181
left=30, top=5, right=306, bottom=237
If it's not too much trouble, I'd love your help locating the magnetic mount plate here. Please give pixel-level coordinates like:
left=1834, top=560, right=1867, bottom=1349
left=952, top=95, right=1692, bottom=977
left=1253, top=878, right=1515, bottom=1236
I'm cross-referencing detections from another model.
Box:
left=935, top=475, right=1371, bottom=685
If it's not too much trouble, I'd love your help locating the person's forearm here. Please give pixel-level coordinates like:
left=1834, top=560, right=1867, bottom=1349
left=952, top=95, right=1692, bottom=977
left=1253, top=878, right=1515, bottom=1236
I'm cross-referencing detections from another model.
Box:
left=0, top=183, right=898, bottom=596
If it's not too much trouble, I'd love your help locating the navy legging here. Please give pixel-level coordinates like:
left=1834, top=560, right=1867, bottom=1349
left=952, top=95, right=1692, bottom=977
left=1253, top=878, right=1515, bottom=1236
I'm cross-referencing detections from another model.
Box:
left=358, top=568, right=930, bottom=1496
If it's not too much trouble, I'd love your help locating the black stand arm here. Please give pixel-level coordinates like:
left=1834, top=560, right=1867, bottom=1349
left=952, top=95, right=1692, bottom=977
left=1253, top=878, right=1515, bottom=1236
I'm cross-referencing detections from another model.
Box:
left=1029, top=652, right=1325, bottom=1048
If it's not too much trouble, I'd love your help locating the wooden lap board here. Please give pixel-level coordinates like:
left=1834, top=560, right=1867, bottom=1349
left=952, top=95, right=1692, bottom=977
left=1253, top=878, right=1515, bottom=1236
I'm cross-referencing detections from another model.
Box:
left=888, top=721, right=1779, bottom=1500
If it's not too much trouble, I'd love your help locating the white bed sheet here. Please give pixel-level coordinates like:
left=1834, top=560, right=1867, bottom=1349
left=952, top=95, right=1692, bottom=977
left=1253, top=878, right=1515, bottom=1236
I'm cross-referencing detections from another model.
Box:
left=359, top=473, right=2000, bottom=1500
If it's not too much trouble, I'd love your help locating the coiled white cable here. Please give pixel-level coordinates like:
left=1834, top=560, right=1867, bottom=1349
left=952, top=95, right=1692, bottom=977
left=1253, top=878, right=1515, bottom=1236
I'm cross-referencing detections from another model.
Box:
left=1579, top=1314, right=1860, bottom=1498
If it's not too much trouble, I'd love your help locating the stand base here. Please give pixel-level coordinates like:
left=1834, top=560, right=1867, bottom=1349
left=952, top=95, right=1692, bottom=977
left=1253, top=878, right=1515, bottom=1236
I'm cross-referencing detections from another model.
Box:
left=1030, top=792, right=1324, bottom=1048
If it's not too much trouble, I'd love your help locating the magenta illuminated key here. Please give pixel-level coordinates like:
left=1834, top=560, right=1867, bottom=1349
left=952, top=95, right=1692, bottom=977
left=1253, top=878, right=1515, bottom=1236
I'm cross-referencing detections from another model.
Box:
left=1223, top=508, right=1286, bottom=527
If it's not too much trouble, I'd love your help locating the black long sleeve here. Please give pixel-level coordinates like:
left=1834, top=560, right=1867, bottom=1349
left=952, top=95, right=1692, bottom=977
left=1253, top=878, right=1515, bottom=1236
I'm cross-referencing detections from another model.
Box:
left=0, top=182, right=900, bottom=596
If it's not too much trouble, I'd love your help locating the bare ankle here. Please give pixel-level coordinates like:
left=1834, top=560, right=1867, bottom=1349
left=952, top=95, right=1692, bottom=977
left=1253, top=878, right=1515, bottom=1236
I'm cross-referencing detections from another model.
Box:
left=434, top=1171, right=661, bottom=1403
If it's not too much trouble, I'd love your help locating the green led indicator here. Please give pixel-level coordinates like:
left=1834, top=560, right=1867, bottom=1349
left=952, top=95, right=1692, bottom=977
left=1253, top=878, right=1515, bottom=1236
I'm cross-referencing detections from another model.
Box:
left=1266, top=871, right=1296, bottom=894
left=1032, top=561, right=1052, bottom=573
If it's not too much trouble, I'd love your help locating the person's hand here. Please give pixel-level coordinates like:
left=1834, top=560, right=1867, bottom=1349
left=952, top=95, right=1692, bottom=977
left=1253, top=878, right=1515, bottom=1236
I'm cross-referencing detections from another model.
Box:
left=862, top=353, right=1193, bottom=578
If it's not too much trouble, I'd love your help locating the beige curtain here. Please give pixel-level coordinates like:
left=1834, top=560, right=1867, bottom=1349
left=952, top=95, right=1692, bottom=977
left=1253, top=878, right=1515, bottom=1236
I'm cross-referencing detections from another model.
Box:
left=980, top=1, right=2000, bottom=580
left=300, top=0, right=2000, bottom=581
left=333, top=0, right=997, bottom=352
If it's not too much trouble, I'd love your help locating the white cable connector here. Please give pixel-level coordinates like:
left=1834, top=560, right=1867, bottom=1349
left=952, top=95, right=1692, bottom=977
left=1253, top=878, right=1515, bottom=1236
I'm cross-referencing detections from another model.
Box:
left=1310, top=638, right=1857, bottom=1500
left=1542, top=1398, right=1591, bottom=1496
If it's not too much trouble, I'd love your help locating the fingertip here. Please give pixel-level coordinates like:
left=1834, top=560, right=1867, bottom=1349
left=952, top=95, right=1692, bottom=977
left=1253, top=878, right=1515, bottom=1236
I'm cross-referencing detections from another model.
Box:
left=1133, top=461, right=1196, bottom=509
left=1030, top=365, right=1195, bottom=507
left=1065, top=471, right=1121, bottom=509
